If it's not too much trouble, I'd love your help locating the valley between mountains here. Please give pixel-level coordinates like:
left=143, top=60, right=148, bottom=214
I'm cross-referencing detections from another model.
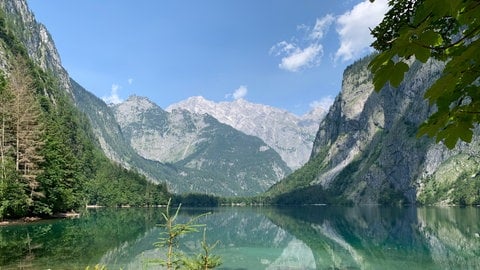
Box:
left=1, top=0, right=479, bottom=218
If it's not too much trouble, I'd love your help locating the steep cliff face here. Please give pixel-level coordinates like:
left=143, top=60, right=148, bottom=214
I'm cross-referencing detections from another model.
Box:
left=0, top=0, right=71, bottom=94
left=167, top=97, right=325, bottom=169
left=269, top=55, right=480, bottom=205
left=113, top=96, right=291, bottom=196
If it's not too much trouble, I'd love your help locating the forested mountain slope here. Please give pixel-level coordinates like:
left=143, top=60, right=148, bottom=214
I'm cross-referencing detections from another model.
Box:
left=0, top=0, right=169, bottom=219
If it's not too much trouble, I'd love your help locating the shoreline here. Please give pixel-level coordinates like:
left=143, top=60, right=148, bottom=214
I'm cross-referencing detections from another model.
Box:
left=0, top=212, right=80, bottom=227
left=0, top=216, right=43, bottom=226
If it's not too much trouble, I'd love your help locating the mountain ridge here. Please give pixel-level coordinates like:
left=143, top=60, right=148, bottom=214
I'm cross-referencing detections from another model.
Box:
left=167, top=96, right=327, bottom=169
left=112, top=95, right=291, bottom=196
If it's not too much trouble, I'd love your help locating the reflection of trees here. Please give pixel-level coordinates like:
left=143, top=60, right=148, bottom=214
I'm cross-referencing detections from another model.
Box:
left=417, top=207, right=480, bottom=269
left=0, top=208, right=164, bottom=269
left=265, top=206, right=479, bottom=269
left=3, top=207, right=479, bottom=269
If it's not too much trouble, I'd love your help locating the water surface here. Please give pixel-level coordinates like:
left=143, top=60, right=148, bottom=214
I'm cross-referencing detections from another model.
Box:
left=0, top=206, right=479, bottom=269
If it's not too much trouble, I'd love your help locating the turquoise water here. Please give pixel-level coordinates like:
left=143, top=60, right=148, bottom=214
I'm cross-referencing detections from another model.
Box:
left=0, top=206, right=479, bottom=269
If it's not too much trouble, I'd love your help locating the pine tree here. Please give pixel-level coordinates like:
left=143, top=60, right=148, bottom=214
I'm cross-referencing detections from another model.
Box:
left=0, top=71, right=12, bottom=181
left=8, top=57, right=45, bottom=206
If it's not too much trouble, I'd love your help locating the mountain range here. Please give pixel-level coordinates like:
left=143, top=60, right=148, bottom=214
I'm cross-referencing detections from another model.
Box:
left=167, top=96, right=326, bottom=169
left=0, top=0, right=294, bottom=197
left=2, top=0, right=479, bottom=206
left=111, top=95, right=291, bottom=196
left=72, top=81, right=292, bottom=196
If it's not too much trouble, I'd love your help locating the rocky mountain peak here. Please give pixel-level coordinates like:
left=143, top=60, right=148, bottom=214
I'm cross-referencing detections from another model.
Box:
left=111, top=96, right=291, bottom=196
left=123, top=95, right=157, bottom=108
left=5, top=0, right=290, bottom=198
left=171, top=96, right=216, bottom=114
left=167, top=96, right=326, bottom=169
left=113, top=95, right=167, bottom=127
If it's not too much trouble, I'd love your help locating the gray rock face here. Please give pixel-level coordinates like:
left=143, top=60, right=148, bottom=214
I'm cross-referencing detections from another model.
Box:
left=114, top=96, right=192, bottom=163
left=310, top=57, right=441, bottom=203
left=70, top=80, right=183, bottom=187
left=0, top=0, right=72, bottom=94
left=273, top=55, right=480, bottom=204
left=167, top=97, right=326, bottom=169
left=113, top=96, right=291, bottom=196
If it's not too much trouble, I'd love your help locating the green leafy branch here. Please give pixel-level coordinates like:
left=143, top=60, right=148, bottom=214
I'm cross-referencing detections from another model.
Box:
left=369, top=0, right=480, bottom=148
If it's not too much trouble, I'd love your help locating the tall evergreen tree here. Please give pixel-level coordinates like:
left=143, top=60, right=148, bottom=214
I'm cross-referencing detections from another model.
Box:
left=0, top=71, right=11, bottom=181
left=8, top=57, right=45, bottom=206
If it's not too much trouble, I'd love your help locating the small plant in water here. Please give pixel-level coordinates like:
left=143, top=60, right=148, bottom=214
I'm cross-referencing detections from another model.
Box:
left=185, top=228, right=222, bottom=270
left=86, top=199, right=221, bottom=270
left=149, top=198, right=221, bottom=270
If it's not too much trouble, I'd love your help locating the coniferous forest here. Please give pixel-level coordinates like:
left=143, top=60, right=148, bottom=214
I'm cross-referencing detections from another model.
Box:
left=0, top=12, right=170, bottom=220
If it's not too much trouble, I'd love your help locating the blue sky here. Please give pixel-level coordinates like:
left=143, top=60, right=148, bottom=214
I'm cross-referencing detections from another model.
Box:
left=27, top=0, right=388, bottom=115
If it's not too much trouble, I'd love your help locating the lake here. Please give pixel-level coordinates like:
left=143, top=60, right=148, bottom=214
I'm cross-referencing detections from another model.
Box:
left=0, top=206, right=479, bottom=269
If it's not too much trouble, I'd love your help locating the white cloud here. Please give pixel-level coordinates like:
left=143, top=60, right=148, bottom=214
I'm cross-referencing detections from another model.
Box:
left=310, top=14, right=335, bottom=40
left=334, top=0, right=389, bottom=62
left=270, top=41, right=295, bottom=56
left=310, top=96, right=334, bottom=111
left=102, top=84, right=123, bottom=105
left=128, top=78, right=133, bottom=85
left=270, top=14, right=334, bottom=72
left=232, top=85, right=248, bottom=100
left=278, top=44, right=323, bottom=72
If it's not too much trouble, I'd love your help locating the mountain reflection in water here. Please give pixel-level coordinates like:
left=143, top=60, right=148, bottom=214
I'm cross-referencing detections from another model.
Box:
left=0, top=206, right=479, bottom=269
